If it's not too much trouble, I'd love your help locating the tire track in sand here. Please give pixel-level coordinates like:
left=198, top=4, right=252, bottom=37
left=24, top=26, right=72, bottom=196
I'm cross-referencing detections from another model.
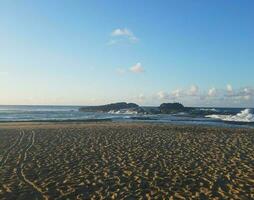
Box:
left=16, top=131, right=49, bottom=200
left=0, top=131, right=24, bottom=167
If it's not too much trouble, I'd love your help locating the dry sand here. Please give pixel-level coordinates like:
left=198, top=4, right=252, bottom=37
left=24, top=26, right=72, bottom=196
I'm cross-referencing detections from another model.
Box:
left=0, top=122, right=253, bottom=199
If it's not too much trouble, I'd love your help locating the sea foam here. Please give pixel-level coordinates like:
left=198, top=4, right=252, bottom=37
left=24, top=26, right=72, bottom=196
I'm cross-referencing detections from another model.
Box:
left=206, top=109, right=254, bottom=122
left=108, top=109, right=138, bottom=115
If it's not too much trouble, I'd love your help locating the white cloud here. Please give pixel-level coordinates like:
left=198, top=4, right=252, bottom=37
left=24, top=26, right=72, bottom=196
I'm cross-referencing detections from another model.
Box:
left=223, top=86, right=254, bottom=103
left=152, top=85, right=254, bottom=106
left=109, top=28, right=138, bottom=44
left=129, top=62, right=144, bottom=73
left=172, top=89, right=182, bottom=98
left=208, top=87, right=216, bottom=97
left=188, top=85, right=199, bottom=96
left=243, top=95, right=251, bottom=100
left=157, top=91, right=169, bottom=100
left=226, top=84, right=233, bottom=93
left=243, top=87, right=254, bottom=95
left=111, top=28, right=131, bottom=37
left=137, top=94, right=145, bottom=102
left=244, top=88, right=249, bottom=93
left=116, top=62, right=144, bottom=75
left=241, top=87, right=254, bottom=100
left=150, top=85, right=254, bottom=107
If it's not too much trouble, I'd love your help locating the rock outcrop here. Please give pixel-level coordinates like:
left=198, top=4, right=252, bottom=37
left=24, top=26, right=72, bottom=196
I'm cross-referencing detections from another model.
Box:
left=159, top=103, right=186, bottom=114
left=79, top=102, right=144, bottom=113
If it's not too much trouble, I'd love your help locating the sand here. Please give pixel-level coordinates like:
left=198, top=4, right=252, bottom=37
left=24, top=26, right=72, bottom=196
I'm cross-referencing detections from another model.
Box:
left=0, top=122, right=253, bottom=199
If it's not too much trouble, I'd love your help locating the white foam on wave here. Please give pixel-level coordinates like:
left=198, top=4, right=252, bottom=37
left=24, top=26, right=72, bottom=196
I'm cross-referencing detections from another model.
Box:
left=108, top=109, right=138, bottom=115
left=200, top=108, right=218, bottom=112
left=206, top=109, right=254, bottom=122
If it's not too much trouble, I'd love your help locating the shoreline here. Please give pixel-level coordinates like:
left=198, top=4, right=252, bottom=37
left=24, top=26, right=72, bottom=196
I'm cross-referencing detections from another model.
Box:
left=0, top=120, right=252, bottom=131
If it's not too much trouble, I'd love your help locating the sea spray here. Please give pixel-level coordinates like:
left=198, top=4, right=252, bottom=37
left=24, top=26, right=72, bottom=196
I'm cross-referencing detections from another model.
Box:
left=206, top=109, right=254, bottom=122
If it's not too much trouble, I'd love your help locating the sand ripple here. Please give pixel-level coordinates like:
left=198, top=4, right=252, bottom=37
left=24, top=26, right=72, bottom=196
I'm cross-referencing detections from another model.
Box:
left=0, top=123, right=253, bottom=199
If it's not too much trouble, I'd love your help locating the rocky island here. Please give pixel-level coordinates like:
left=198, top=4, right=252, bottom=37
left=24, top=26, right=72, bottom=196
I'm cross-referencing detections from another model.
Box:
left=159, top=102, right=188, bottom=114
left=79, top=102, right=189, bottom=114
left=79, top=102, right=145, bottom=114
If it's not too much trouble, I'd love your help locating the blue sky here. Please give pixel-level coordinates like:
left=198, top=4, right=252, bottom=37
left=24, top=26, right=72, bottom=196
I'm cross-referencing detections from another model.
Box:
left=0, top=0, right=254, bottom=107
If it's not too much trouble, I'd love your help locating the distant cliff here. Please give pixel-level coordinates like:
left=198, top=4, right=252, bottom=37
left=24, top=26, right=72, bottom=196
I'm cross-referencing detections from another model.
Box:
left=79, top=102, right=144, bottom=113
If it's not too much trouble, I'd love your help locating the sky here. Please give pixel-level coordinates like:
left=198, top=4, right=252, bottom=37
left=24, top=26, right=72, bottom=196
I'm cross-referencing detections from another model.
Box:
left=0, top=0, right=254, bottom=107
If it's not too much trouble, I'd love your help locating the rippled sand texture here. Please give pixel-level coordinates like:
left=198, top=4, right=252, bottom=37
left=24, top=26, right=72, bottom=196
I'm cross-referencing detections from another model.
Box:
left=0, top=122, right=253, bottom=199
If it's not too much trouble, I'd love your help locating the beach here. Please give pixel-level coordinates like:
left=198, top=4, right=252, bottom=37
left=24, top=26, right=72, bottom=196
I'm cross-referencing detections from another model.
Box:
left=0, top=122, right=253, bottom=199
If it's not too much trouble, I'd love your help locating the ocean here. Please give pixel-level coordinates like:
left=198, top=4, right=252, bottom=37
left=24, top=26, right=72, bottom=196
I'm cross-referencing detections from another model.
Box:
left=0, top=105, right=253, bottom=128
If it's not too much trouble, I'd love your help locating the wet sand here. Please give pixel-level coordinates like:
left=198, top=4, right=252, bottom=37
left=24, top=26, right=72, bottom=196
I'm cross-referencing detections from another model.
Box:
left=0, top=122, right=253, bottom=199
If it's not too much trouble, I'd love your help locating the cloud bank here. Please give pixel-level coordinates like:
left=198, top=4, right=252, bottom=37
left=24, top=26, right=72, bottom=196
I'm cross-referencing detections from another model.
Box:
left=152, top=84, right=254, bottom=107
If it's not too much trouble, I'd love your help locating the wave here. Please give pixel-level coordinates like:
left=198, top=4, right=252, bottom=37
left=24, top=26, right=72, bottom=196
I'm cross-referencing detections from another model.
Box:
left=206, top=109, right=254, bottom=122
left=199, top=108, right=218, bottom=112
left=108, top=109, right=138, bottom=115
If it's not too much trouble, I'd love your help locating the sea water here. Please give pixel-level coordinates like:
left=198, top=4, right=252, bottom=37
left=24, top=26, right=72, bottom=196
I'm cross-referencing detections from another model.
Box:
left=0, top=105, right=253, bottom=128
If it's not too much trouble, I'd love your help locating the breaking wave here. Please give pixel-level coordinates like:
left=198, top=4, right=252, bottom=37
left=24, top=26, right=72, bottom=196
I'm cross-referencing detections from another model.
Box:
left=108, top=109, right=138, bottom=115
left=206, top=109, right=254, bottom=122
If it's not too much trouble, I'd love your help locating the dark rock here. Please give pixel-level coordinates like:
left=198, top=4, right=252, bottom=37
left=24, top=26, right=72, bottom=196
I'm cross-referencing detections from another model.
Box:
left=159, top=103, right=186, bottom=114
left=79, top=102, right=143, bottom=113
left=80, top=102, right=190, bottom=115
